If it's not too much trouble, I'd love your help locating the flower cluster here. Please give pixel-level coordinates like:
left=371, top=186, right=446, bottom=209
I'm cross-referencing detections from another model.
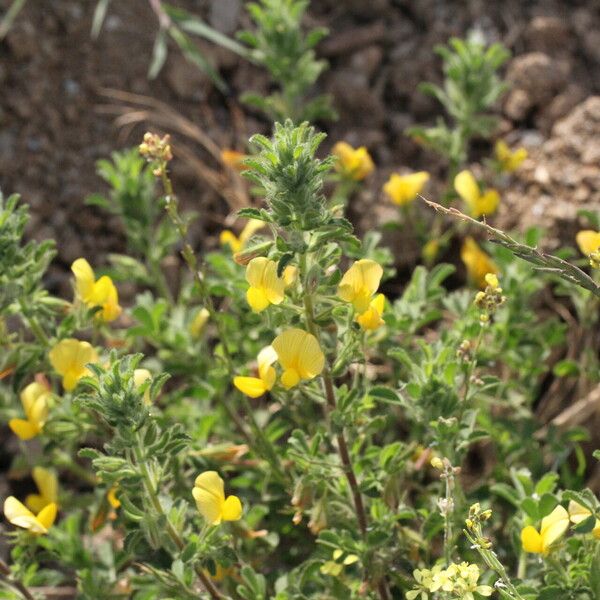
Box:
left=407, top=562, right=493, bottom=600
left=474, top=273, right=506, bottom=322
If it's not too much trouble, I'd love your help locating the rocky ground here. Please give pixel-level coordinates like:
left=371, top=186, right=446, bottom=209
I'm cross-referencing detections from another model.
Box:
left=1, top=0, right=600, bottom=294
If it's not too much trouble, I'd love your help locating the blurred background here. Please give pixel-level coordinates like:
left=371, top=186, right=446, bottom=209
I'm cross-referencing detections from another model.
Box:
left=1, top=0, right=599, bottom=296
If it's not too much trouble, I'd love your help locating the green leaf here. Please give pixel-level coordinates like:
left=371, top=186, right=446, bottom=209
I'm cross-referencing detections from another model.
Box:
left=369, top=386, right=401, bottom=404
left=552, top=359, right=580, bottom=377
left=538, top=493, right=558, bottom=518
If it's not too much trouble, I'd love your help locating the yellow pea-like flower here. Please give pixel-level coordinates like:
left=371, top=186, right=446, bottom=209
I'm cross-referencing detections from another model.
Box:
left=190, top=307, right=210, bottom=338
left=383, top=172, right=430, bottom=206
left=3, top=496, right=57, bottom=534
left=234, top=346, right=277, bottom=398
left=338, top=259, right=384, bottom=313
left=272, top=329, right=325, bottom=389
left=460, top=237, right=499, bottom=290
left=220, top=149, right=248, bottom=172
left=192, top=471, right=243, bottom=525
left=521, top=505, right=569, bottom=554
left=356, top=294, right=386, bottom=331
left=8, top=382, right=50, bottom=441
left=49, top=338, right=99, bottom=391
left=220, top=219, right=264, bottom=254
left=71, top=258, right=122, bottom=322
left=495, top=140, right=527, bottom=173
left=332, top=141, right=374, bottom=181
left=454, top=170, right=500, bottom=218
left=576, top=230, right=600, bottom=257
left=568, top=501, right=600, bottom=539
left=25, top=467, right=58, bottom=514
left=133, top=368, right=152, bottom=405
left=245, top=257, right=287, bottom=313
left=107, top=486, right=121, bottom=509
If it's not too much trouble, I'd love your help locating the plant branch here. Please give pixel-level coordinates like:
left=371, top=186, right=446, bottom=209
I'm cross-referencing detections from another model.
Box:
left=0, top=558, right=34, bottom=600
left=420, top=196, right=600, bottom=298
left=133, top=433, right=225, bottom=599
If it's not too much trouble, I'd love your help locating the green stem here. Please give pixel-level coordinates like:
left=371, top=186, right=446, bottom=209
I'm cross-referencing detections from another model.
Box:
left=148, top=255, right=175, bottom=304
left=55, top=451, right=99, bottom=486
left=133, top=433, right=225, bottom=600
left=0, top=558, right=34, bottom=600
left=299, top=253, right=391, bottom=600
left=158, top=162, right=285, bottom=481
left=24, top=313, right=50, bottom=346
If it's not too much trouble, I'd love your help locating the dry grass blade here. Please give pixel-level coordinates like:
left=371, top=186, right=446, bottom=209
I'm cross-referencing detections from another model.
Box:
left=420, top=196, right=600, bottom=298
left=97, top=88, right=250, bottom=212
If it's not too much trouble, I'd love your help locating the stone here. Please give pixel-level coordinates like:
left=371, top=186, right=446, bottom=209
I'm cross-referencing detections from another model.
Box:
left=209, top=0, right=241, bottom=34
left=504, top=89, right=532, bottom=122
left=165, top=56, right=212, bottom=101
left=524, top=16, right=573, bottom=54
left=506, top=53, right=569, bottom=105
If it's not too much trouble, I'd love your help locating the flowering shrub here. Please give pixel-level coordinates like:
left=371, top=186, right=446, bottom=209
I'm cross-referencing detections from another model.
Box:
left=1, top=114, right=599, bottom=599
left=1, top=4, right=600, bottom=599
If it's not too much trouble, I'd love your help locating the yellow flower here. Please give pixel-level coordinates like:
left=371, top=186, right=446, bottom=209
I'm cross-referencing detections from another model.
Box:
left=454, top=170, right=500, bottom=218
left=190, top=307, right=210, bottom=338
left=568, top=501, right=600, bottom=539
left=220, top=149, right=248, bottom=172
left=332, top=141, right=374, bottom=181
left=26, top=467, right=58, bottom=514
left=495, top=140, right=527, bottom=173
left=576, top=230, right=600, bottom=256
left=460, top=237, right=499, bottom=289
left=133, top=368, right=152, bottom=405
left=107, top=486, right=121, bottom=509
left=356, top=293, right=386, bottom=331
left=49, top=338, right=99, bottom=391
left=3, top=496, right=57, bottom=534
left=234, top=346, right=277, bottom=398
left=245, top=257, right=287, bottom=313
left=220, top=219, right=264, bottom=254
left=521, top=505, right=569, bottom=554
left=338, top=259, right=383, bottom=313
left=8, top=382, right=50, bottom=440
left=272, top=329, right=325, bottom=389
left=383, top=172, right=430, bottom=206
left=71, top=258, right=122, bottom=322
left=192, top=471, right=243, bottom=525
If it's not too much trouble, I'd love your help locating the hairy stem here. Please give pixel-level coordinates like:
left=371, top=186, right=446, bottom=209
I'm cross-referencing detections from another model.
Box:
left=0, top=558, right=34, bottom=600
left=133, top=433, right=224, bottom=599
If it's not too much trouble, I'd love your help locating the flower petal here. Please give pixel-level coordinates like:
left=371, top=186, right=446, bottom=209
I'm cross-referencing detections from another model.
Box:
left=222, top=495, right=242, bottom=521
left=454, top=170, right=480, bottom=207
left=234, top=376, right=268, bottom=398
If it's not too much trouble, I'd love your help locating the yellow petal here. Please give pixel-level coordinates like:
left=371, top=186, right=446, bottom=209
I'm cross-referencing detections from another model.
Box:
left=71, top=258, right=96, bottom=303
left=473, top=189, right=500, bottom=217
left=246, top=287, right=270, bottom=313
left=107, top=486, right=121, bottom=509
left=296, top=334, right=325, bottom=380
left=220, top=230, right=241, bottom=253
left=281, top=368, right=300, bottom=389
left=568, top=500, right=591, bottom=524
left=193, top=472, right=227, bottom=525
left=495, top=140, right=510, bottom=162
left=283, top=265, right=297, bottom=287
left=221, top=495, right=242, bottom=521
left=272, top=329, right=324, bottom=382
left=32, top=467, right=58, bottom=505
left=36, top=502, right=57, bottom=530
left=576, top=230, right=600, bottom=256
left=521, top=525, right=543, bottom=553
left=338, top=259, right=383, bottom=311
left=9, top=418, right=40, bottom=440
left=384, top=172, right=429, bottom=205
left=461, top=237, right=498, bottom=289
left=454, top=170, right=480, bottom=207
left=239, top=219, right=265, bottom=245
left=234, top=376, right=268, bottom=398
left=4, top=497, right=47, bottom=533
left=25, top=494, right=47, bottom=514
left=20, top=382, right=48, bottom=418
left=540, top=505, right=569, bottom=551
left=246, top=257, right=269, bottom=287
left=356, top=294, right=386, bottom=330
